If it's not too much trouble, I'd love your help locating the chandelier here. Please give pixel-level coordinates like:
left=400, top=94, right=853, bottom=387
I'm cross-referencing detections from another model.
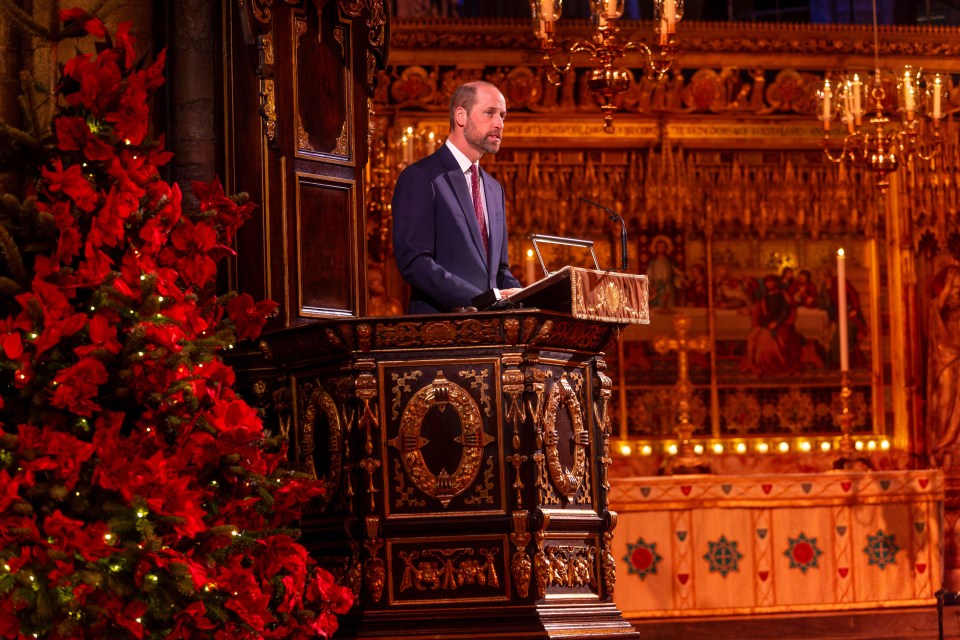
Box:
left=529, top=0, right=683, bottom=133
left=817, top=0, right=947, bottom=192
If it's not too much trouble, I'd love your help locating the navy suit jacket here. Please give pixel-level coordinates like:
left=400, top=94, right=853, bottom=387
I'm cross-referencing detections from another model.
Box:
left=392, top=144, right=521, bottom=314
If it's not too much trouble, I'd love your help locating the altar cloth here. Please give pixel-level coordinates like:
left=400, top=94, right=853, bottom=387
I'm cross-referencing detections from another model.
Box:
left=609, top=470, right=943, bottom=617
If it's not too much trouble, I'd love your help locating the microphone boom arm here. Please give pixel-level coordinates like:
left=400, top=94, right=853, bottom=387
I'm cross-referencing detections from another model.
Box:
left=580, top=197, right=629, bottom=272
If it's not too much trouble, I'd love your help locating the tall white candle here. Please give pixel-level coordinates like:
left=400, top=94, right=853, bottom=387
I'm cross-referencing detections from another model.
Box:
left=664, top=0, right=676, bottom=24
left=933, top=74, right=943, bottom=119
left=821, top=80, right=832, bottom=125
left=837, top=249, right=849, bottom=372
left=540, top=0, right=555, bottom=21
left=525, top=248, right=536, bottom=286
left=851, top=74, right=862, bottom=121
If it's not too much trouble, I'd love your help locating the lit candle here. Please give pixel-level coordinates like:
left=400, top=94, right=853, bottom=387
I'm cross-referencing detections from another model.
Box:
left=821, top=80, right=832, bottom=130
left=851, top=74, right=862, bottom=124
left=540, top=0, right=555, bottom=21
left=933, top=74, right=943, bottom=119
left=525, top=248, right=536, bottom=286
left=842, top=84, right=854, bottom=133
left=663, top=0, right=676, bottom=24
left=903, top=69, right=915, bottom=113
left=837, top=248, right=849, bottom=372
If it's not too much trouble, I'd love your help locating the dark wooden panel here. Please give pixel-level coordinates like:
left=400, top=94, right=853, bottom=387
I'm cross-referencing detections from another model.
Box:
left=293, top=3, right=353, bottom=162
left=297, top=176, right=356, bottom=315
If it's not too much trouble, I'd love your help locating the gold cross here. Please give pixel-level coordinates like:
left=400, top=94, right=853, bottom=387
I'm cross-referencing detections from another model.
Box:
left=652, top=314, right=712, bottom=474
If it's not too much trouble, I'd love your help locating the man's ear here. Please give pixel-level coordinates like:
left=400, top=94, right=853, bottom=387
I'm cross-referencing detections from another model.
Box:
left=455, top=106, right=467, bottom=128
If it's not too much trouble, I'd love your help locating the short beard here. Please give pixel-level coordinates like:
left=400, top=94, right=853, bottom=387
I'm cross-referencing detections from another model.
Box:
left=465, top=119, right=500, bottom=155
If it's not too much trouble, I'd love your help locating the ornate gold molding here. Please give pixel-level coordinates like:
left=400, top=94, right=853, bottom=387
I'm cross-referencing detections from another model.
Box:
left=543, top=376, right=588, bottom=500
left=389, top=371, right=494, bottom=508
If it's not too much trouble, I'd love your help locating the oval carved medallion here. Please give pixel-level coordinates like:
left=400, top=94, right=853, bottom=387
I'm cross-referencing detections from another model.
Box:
left=543, top=377, right=588, bottom=499
left=390, top=371, right=493, bottom=507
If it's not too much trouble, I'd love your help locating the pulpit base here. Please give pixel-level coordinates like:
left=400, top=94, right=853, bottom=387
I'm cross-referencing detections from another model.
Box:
left=338, top=602, right=638, bottom=639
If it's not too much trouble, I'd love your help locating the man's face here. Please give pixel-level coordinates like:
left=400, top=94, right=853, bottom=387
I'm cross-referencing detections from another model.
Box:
left=463, top=86, right=506, bottom=156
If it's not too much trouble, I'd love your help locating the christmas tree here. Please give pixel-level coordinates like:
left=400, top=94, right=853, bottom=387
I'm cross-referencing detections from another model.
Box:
left=0, top=8, right=352, bottom=639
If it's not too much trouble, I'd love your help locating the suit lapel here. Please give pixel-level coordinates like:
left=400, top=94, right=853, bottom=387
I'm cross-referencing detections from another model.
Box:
left=439, top=147, right=488, bottom=266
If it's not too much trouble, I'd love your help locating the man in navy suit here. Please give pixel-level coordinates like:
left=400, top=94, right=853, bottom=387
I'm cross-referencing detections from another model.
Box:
left=392, top=81, right=523, bottom=314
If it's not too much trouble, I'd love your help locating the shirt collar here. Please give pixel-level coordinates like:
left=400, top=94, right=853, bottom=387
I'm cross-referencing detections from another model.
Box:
left=445, top=139, right=477, bottom=174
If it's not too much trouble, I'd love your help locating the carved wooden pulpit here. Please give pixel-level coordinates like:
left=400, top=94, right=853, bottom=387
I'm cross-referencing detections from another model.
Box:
left=258, top=268, right=648, bottom=639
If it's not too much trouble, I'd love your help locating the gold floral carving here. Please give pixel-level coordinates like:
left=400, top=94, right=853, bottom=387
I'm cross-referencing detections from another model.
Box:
left=388, top=371, right=493, bottom=508
left=363, top=516, right=385, bottom=603
left=297, top=114, right=313, bottom=151
left=257, top=33, right=277, bottom=144
left=260, top=30, right=275, bottom=66
left=458, top=368, right=491, bottom=417
left=331, top=121, right=348, bottom=156
left=393, top=459, right=426, bottom=508
left=504, top=317, right=520, bottom=343
left=506, top=453, right=527, bottom=509
left=541, top=544, right=597, bottom=590
left=294, top=14, right=306, bottom=43
left=374, top=319, right=500, bottom=348
left=601, top=512, right=618, bottom=597
left=358, top=456, right=381, bottom=510
left=501, top=354, right=525, bottom=451
left=464, top=456, right=496, bottom=506
left=399, top=547, right=500, bottom=592
left=365, top=0, right=386, bottom=49
left=301, top=387, right=343, bottom=503
left=338, top=0, right=364, bottom=17
left=333, top=25, right=346, bottom=59
left=249, top=0, right=274, bottom=24
left=510, top=512, right=532, bottom=599
left=543, top=376, right=588, bottom=500
left=390, top=370, right=422, bottom=419
left=593, top=361, right=613, bottom=492
left=532, top=513, right=550, bottom=599
left=355, top=360, right=379, bottom=455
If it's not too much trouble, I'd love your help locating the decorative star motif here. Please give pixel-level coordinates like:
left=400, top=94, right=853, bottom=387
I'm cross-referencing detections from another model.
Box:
left=863, top=529, right=899, bottom=569
left=624, top=537, right=662, bottom=579
left=784, top=532, right=823, bottom=573
left=703, top=535, right=743, bottom=577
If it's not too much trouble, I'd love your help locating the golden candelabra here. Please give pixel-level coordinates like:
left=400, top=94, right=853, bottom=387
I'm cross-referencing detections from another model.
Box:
left=529, top=0, right=682, bottom=133
left=817, top=0, right=947, bottom=193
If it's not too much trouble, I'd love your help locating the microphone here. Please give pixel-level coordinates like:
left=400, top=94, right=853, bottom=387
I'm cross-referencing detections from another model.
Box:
left=580, top=197, right=628, bottom=272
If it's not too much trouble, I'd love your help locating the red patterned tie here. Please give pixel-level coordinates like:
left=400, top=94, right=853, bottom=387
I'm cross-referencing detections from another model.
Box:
left=469, top=164, right=489, bottom=258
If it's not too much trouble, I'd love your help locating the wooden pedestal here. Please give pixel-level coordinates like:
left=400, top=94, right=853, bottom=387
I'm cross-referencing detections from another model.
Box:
left=256, top=309, right=640, bottom=639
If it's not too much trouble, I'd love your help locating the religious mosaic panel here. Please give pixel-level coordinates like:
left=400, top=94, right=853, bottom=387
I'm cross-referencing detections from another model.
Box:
left=614, top=233, right=883, bottom=439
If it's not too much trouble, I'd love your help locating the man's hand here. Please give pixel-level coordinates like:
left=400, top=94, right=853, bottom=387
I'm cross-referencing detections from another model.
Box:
left=501, top=288, right=523, bottom=298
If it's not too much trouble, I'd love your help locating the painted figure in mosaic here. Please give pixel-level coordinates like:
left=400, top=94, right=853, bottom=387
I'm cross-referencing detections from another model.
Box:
left=647, top=237, right=684, bottom=310
left=929, top=264, right=960, bottom=465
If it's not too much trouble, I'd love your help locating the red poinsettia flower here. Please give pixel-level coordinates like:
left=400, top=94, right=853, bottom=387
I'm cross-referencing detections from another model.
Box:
left=50, top=356, right=109, bottom=416
left=62, top=49, right=123, bottom=115
left=162, top=218, right=218, bottom=287
left=227, top=293, right=278, bottom=341
left=42, top=158, right=99, bottom=213
left=60, top=7, right=107, bottom=37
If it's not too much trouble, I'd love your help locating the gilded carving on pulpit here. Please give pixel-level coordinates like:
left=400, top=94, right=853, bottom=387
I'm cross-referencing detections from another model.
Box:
left=929, top=264, right=960, bottom=465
